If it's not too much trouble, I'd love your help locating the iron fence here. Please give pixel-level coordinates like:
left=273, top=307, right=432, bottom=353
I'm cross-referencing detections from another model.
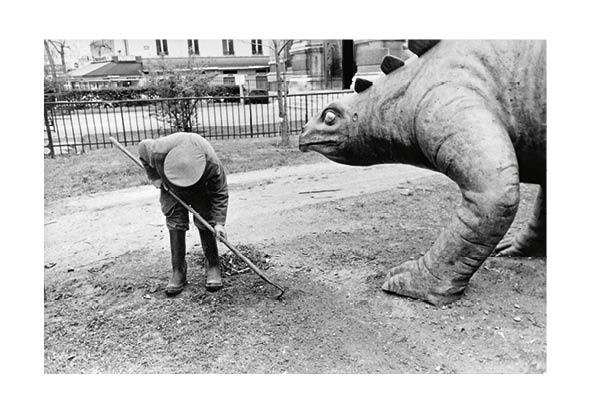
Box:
left=43, top=90, right=353, bottom=156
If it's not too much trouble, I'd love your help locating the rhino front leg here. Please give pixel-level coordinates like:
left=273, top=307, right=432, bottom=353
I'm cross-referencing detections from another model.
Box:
left=382, top=184, right=520, bottom=305
left=494, top=185, right=546, bottom=257
left=382, top=105, right=520, bottom=305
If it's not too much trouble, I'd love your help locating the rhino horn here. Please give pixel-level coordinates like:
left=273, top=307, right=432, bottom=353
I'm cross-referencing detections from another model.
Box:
left=381, top=55, right=405, bottom=74
left=354, top=78, right=373, bottom=93
left=408, top=40, right=440, bottom=57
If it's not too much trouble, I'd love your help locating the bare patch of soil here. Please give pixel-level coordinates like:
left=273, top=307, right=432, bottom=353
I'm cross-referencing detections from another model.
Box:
left=44, top=170, right=545, bottom=373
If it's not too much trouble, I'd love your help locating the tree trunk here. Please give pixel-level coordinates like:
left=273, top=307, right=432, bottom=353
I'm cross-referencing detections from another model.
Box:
left=280, top=72, right=290, bottom=146
left=59, top=44, right=67, bottom=76
left=273, top=40, right=290, bottom=146
left=44, top=40, right=57, bottom=82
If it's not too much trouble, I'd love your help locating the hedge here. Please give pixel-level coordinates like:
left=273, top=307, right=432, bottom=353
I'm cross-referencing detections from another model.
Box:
left=44, top=84, right=241, bottom=103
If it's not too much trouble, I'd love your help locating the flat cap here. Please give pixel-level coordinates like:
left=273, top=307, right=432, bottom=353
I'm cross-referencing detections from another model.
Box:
left=163, top=144, right=206, bottom=187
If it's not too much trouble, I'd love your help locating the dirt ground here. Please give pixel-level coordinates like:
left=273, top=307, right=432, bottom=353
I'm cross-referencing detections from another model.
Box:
left=44, top=162, right=546, bottom=373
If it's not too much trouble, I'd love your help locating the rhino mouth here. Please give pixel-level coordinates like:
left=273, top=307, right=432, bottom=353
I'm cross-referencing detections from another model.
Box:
left=299, top=140, right=340, bottom=152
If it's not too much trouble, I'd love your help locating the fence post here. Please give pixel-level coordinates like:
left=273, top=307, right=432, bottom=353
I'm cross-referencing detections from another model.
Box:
left=248, top=100, right=253, bottom=138
left=44, top=103, right=55, bottom=158
left=305, top=94, right=309, bottom=124
left=119, top=104, right=127, bottom=145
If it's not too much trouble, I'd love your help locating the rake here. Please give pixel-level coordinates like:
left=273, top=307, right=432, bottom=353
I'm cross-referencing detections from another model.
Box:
left=109, top=136, right=285, bottom=299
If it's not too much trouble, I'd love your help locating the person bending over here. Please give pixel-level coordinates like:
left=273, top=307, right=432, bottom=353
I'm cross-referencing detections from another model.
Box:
left=138, top=132, right=229, bottom=295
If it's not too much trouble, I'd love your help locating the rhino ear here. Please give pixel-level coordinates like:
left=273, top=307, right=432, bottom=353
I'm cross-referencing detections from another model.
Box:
left=408, top=40, right=440, bottom=57
left=381, top=55, right=404, bottom=74
left=354, top=78, right=373, bottom=93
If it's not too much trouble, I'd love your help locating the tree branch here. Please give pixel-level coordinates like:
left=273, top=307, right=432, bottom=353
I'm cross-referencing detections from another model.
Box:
left=47, top=40, right=61, bottom=54
left=277, top=40, right=293, bottom=55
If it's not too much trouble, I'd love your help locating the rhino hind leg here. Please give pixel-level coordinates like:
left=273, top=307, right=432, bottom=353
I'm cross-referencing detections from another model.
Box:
left=494, top=185, right=546, bottom=257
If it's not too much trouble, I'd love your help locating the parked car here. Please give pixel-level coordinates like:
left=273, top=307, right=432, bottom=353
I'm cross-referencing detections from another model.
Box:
left=246, top=89, right=269, bottom=104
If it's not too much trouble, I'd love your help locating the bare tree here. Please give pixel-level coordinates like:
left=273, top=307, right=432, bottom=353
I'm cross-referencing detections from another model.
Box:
left=232, top=39, right=293, bottom=146
left=46, top=39, right=70, bottom=76
left=145, top=59, right=215, bottom=133
left=90, top=39, right=114, bottom=58
left=44, top=40, right=57, bottom=81
left=271, top=40, right=293, bottom=146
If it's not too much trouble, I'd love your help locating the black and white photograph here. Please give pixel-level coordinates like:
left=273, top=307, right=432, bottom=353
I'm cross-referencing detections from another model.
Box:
left=43, top=37, right=548, bottom=375
left=4, top=0, right=590, bottom=411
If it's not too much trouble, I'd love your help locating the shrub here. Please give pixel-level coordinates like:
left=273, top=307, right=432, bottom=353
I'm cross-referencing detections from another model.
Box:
left=44, top=87, right=160, bottom=103
left=144, top=62, right=214, bottom=132
left=43, top=84, right=241, bottom=103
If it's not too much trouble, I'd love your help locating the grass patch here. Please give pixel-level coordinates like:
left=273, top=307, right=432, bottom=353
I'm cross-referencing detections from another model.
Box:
left=44, top=136, right=327, bottom=203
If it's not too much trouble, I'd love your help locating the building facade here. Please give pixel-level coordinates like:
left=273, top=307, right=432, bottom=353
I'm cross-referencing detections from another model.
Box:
left=60, top=39, right=273, bottom=91
left=283, top=39, right=413, bottom=92
left=282, top=40, right=349, bottom=92
left=47, top=39, right=416, bottom=93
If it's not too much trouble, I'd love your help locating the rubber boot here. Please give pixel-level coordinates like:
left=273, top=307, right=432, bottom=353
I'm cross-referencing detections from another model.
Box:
left=199, top=228, right=222, bottom=292
left=165, top=230, right=187, bottom=296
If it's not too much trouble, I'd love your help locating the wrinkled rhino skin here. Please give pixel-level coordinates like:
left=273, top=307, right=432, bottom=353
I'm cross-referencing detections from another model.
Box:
left=300, top=40, right=546, bottom=306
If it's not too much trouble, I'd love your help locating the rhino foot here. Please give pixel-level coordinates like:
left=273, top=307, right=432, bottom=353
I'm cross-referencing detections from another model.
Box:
left=381, top=259, right=466, bottom=306
left=494, top=236, right=546, bottom=257
left=495, top=186, right=546, bottom=258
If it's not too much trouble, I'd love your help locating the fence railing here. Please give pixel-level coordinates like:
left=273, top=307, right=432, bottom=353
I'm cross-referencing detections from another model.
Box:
left=43, top=90, right=353, bottom=156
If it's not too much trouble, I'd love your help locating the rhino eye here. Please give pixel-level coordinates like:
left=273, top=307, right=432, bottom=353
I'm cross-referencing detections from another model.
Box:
left=324, top=110, right=336, bottom=125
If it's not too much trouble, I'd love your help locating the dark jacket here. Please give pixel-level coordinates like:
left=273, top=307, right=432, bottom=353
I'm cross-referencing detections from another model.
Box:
left=138, top=133, right=229, bottom=225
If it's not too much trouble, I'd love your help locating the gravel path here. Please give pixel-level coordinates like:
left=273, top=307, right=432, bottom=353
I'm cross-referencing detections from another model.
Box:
left=44, top=162, right=435, bottom=272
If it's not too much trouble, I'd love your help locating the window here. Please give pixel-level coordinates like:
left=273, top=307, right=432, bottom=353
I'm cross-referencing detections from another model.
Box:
left=155, top=39, right=168, bottom=56
left=255, top=75, right=268, bottom=89
left=251, top=39, right=263, bottom=55
left=222, top=39, right=234, bottom=55
left=188, top=39, right=200, bottom=55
